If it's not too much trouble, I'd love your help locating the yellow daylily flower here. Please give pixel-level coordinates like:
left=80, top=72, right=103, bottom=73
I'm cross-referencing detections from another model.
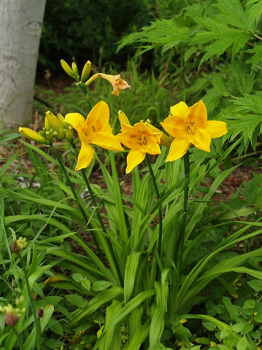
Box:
left=161, top=100, right=227, bottom=162
left=65, top=101, right=124, bottom=170
left=99, top=73, right=130, bottom=96
left=85, top=73, right=130, bottom=96
left=117, top=111, right=161, bottom=173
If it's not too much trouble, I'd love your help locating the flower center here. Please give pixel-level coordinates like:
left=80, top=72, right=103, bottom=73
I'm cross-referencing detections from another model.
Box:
left=131, top=132, right=147, bottom=144
left=137, top=133, right=146, bottom=145
left=188, top=122, right=195, bottom=134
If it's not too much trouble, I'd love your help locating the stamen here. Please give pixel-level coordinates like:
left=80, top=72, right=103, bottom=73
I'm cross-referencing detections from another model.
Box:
left=137, top=132, right=146, bottom=144
left=188, top=122, right=195, bottom=134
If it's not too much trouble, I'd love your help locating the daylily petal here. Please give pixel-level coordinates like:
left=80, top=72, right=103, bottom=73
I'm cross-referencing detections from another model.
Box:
left=89, top=132, right=124, bottom=151
left=65, top=113, right=87, bottom=134
left=144, top=120, right=168, bottom=145
left=166, top=138, right=190, bottom=162
left=141, top=134, right=161, bottom=154
left=152, top=132, right=162, bottom=145
left=187, top=128, right=211, bottom=152
left=85, top=101, right=110, bottom=133
left=161, top=116, right=188, bottom=138
left=204, top=121, right=227, bottom=139
left=126, top=149, right=146, bottom=173
left=117, top=121, right=147, bottom=148
left=170, top=102, right=190, bottom=120
left=132, top=121, right=151, bottom=133
left=189, top=100, right=207, bottom=128
left=121, top=123, right=133, bottom=132
left=117, top=130, right=141, bottom=150
left=75, top=131, right=95, bottom=170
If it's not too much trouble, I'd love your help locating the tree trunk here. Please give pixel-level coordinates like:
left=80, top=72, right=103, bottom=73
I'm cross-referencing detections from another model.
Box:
left=0, top=0, right=46, bottom=130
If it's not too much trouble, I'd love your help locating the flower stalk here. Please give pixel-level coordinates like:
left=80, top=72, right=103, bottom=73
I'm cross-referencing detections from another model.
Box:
left=12, top=326, right=24, bottom=350
left=145, top=154, right=163, bottom=258
left=50, top=146, right=105, bottom=262
left=70, top=143, right=124, bottom=285
left=176, top=151, right=190, bottom=276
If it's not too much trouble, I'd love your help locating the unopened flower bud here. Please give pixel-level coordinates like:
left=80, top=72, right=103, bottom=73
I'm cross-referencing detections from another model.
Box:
left=45, top=116, right=52, bottom=131
left=72, top=62, right=78, bottom=75
left=37, top=308, right=44, bottom=318
left=18, top=127, right=48, bottom=144
left=66, top=127, right=74, bottom=142
left=118, top=110, right=131, bottom=125
left=4, top=312, right=19, bottom=327
left=81, top=60, right=92, bottom=82
left=45, top=111, right=64, bottom=131
left=56, top=132, right=65, bottom=139
left=60, top=59, right=75, bottom=78
left=73, top=137, right=80, bottom=145
left=57, top=113, right=68, bottom=127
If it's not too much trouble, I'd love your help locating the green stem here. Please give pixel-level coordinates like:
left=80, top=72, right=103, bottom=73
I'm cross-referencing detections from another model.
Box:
left=51, top=146, right=88, bottom=223
left=13, top=326, right=24, bottom=350
left=230, top=150, right=262, bottom=162
left=51, top=146, right=104, bottom=262
left=18, top=252, right=40, bottom=350
left=176, top=151, right=190, bottom=276
left=145, top=154, right=163, bottom=257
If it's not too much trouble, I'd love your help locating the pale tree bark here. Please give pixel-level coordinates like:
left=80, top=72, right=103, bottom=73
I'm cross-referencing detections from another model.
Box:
left=0, top=0, right=46, bottom=130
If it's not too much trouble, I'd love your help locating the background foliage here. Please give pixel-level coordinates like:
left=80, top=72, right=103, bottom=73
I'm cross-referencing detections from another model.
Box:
left=39, top=0, right=151, bottom=69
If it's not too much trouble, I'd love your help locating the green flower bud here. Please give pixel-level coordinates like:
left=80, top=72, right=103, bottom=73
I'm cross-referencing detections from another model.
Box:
left=73, top=137, right=80, bottom=145
left=72, top=62, right=78, bottom=75
left=56, top=132, right=65, bottom=139
left=65, top=127, right=74, bottom=142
